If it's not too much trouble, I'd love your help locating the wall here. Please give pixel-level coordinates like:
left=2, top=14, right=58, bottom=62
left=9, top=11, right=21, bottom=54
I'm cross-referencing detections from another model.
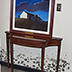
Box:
left=0, top=36, right=1, bottom=48
left=53, top=0, right=72, bottom=71
left=0, top=0, right=72, bottom=72
left=0, top=0, right=10, bottom=50
left=0, top=6, right=1, bottom=48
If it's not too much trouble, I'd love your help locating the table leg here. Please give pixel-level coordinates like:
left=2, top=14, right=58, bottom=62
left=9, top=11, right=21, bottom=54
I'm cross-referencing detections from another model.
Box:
left=41, top=48, right=45, bottom=72
left=6, top=33, right=9, bottom=67
left=10, top=42, right=13, bottom=72
left=56, top=42, right=61, bottom=72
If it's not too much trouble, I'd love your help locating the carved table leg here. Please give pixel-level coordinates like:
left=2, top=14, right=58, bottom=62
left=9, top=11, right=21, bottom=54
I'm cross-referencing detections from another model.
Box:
left=56, top=42, right=61, bottom=72
left=6, top=33, right=9, bottom=67
left=41, top=48, right=45, bottom=72
left=10, top=41, right=13, bottom=72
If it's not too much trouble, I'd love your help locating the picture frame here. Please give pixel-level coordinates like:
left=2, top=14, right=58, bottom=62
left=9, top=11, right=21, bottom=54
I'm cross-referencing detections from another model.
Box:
left=10, top=0, right=55, bottom=39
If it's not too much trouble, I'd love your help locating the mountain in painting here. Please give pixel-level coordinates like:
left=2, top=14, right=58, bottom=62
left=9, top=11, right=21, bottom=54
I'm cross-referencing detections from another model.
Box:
left=15, top=2, right=29, bottom=12
left=16, top=0, right=49, bottom=12
left=16, top=0, right=42, bottom=6
left=26, top=0, right=49, bottom=12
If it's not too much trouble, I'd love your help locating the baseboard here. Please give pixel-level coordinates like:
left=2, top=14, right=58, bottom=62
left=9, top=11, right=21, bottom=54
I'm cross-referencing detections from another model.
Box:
left=0, top=61, right=44, bottom=72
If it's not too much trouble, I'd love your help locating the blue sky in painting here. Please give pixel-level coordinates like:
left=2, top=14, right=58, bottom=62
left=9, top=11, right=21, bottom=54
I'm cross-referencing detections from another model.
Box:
left=15, top=11, right=23, bottom=18
left=15, top=0, right=49, bottom=21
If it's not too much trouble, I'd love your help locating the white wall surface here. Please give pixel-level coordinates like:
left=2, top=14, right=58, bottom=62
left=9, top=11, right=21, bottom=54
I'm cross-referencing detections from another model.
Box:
left=53, top=0, right=72, bottom=71
left=0, top=37, right=1, bottom=48
left=0, top=0, right=10, bottom=50
left=0, top=0, right=72, bottom=72
left=0, top=7, right=1, bottom=48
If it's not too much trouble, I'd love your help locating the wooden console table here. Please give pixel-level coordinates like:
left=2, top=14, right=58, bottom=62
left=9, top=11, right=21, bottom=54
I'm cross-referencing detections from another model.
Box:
left=5, top=31, right=62, bottom=72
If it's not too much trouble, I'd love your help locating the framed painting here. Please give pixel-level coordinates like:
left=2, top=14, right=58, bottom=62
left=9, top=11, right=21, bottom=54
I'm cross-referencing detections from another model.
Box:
left=10, top=0, right=55, bottom=38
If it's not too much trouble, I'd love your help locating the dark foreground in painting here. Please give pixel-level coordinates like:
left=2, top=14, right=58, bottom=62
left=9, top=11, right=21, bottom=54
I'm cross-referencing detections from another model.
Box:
left=15, top=18, right=48, bottom=31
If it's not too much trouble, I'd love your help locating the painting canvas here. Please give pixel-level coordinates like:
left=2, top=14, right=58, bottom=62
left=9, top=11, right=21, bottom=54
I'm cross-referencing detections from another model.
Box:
left=13, top=0, right=51, bottom=34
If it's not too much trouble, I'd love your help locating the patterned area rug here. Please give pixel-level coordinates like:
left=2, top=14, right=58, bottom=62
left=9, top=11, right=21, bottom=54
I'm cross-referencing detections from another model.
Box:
left=1, top=49, right=70, bottom=72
